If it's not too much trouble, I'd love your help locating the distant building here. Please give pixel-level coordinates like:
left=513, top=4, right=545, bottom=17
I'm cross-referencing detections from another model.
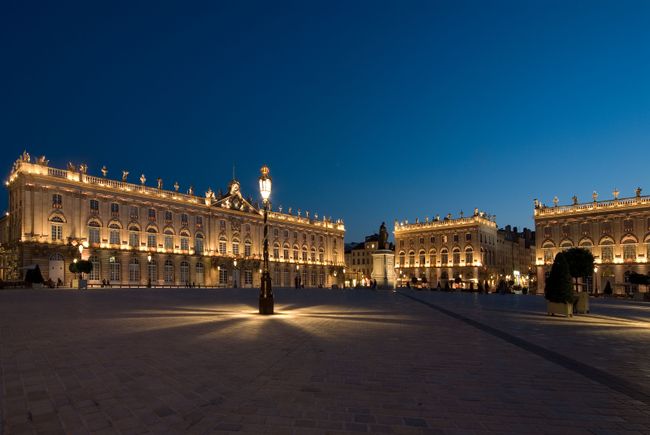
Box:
left=344, top=234, right=388, bottom=286
left=2, top=152, right=346, bottom=287
left=393, top=209, right=498, bottom=288
left=534, top=188, right=650, bottom=295
left=496, top=225, right=536, bottom=289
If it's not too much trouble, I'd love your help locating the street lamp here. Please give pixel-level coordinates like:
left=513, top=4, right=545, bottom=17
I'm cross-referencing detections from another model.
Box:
left=147, top=254, right=152, bottom=288
left=258, top=165, right=273, bottom=314
left=594, top=266, right=599, bottom=295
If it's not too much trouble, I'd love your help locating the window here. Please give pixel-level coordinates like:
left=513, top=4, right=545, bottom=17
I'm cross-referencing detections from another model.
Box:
left=399, top=252, right=405, bottom=266
left=51, top=218, right=63, bottom=242
left=283, top=245, right=289, bottom=259
left=408, top=251, right=415, bottom=266
left=219, top=237, right=227, bottom=255
left=623, top=218, right=634, bottom=234
left=89, top=255, right=100, bottom=281
left=195, top=216, right=203, bottom=228
left=244, top=240, right=251, bottom=257
left=244, top=224, right=251, bottom=233
left=453, top=234, right=459, bottom=243
left=165, top=211, right=173, bottom=222
left=601, top=241, right=614, bottom=262
left=196, top=263, right=204, bottom=285
left=419, top=250, right=425, bottom=266
left=274, top=228, right=279, bottom=237
left=219, top=268, right=228, bottom=285
left=180, top=261, right=190, bottom=284
left=601, top=222, right=611, bottom=235
left=109, top=257, right=120, bottom=282
left=293, top=245, right=299, bottom=260
left=429, top=250, right=436, bottom=266
left=310, top=248, right=316, bottom=262
left=148, top=208, right=156, bottom=221
left=147, top=231, right=157, bottom=249
left=442, top=235, right=448, bottom=244
left=129, top=228, right=139, bottom=248
left=129, top=258, right=140, bottom=282
left=465, top=233, right=472, bottom=241
left=544, top=249, right=553, bottom=264
left=302, top=247, right=308, bottom=261
left=419, top=237, right=424, bottom=244
left=130, top=206, right=139, bottom=219
left=109, top=225, right=120, bottom=245
left=165, top=230, right=174, bottom=249
left=147, top=259, right=157, bottom=283
left=562, top=225, right=570, bottom=237
left=244, top=270, right=252, bottom=285
left=89, top=199, right=99, bottom=214
left=111, top=203, right=119, bottom=216
left=319, top=249, right=324, bottom=263
left=311, top=270, right=317, bottom=286
left=181, top=214, right=189, bottom=226
left=195, top=234, right=204, bottom=254
left=623, top=244, right=636, bottom=261
left=52, top=194, right=62, bottom=209
left=88, top=222, right=100, bottom=245
left=544, top=226, right=552, bottom=239
left=180, top=234, right=189, bottom=251
left=273, top=243, right=280, bottom=259
left=430, top=236, right=435, bottom=244
left=441, top=249, right=449, bottom=265
left=164, top=259, right=174, bottom=283
left=465, top=247, right=473, bottom=264
left=231, top=239, right=239, bottom=256
left=220, top=220, right=226, bottom=230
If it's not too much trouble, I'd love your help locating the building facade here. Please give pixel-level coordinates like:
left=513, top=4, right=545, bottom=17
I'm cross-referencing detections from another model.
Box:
left=534, top=189, right=650, bottom=295
left=2, top=152, right=345, bottom=288
left=344, top=234, right=381, bottom=287
left=393, top=209, right=499, bottom=288
left=496, top=225, right=536, bottom=290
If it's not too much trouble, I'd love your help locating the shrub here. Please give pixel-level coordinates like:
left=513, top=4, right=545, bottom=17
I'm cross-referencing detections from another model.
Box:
left=25, top=265, right=44, bottom=285
left=563, top=248, right=594, bottom=292
left=604, top=280, right=613, bottom=295
left=545, top=253, right=574, bottom=303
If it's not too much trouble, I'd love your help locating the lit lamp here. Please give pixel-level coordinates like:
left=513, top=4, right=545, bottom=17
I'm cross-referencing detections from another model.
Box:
left=233, top=258, right=238, bottom=288
left=593, top=265, right=599, bottom=294
left=147, top=254, right=152, bottom=288
left=258, top=165, right=274, bottom=314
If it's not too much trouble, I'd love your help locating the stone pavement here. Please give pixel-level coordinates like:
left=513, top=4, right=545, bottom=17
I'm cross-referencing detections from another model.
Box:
left=1, top=288, right=650, bottom=435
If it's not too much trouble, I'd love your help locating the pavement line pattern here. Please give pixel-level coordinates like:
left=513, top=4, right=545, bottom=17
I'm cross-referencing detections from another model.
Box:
left=398, top=291, right=650, bottom=406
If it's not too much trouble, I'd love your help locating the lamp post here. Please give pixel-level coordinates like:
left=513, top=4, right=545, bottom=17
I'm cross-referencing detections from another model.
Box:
left=147, top=254, right=152, bottom=288
left=233, top=258, right=238, bottom=288
left=594, top=265, right=599, bottom=295
left=259, top=165, right=274, bottom=314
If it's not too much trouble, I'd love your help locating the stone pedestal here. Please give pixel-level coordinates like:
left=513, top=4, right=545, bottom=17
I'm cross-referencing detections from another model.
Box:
left=371, top=250, right=396, bottom=289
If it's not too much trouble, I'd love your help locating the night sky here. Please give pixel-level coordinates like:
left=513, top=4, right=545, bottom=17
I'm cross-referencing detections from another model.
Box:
left=1, top=1, right=649, bottom=242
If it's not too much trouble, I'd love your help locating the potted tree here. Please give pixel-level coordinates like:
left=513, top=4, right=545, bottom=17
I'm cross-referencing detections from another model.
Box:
left=603, top=280, right=613, bottom=297
left=25, top=265, right=45, bottom=288
left=563, top=248, right=594, bottom=314
left=545, top=253, right=574, bottom=317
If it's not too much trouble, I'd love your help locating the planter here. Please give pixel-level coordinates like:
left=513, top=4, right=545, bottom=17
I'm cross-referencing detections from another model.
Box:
left=547, top=301, right=573, bottom=317
left=73, top=279, right=87, bottom=289
left=575, top=292, right=589, bottom=314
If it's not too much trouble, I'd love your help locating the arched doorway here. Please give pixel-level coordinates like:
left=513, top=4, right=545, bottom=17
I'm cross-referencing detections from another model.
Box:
left=49, top=253, right=64, bottom=283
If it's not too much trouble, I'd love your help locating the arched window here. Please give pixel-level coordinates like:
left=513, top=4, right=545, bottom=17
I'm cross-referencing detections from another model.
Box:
left=578, top=239, right=593, bottom=252
left=244, top=240, right=252, bottom=257
left=148, top=258, right=157, bottom=283
left=293, top=245, right=299, bottom=260
left=196, top=262, right=204, bottom=285
left=441, top=248, right=449, bottom=265
left=465, top=247, right=473, bottom=264
left=180, top=230, right=190, bottom=251
left=109, top=256, right=120, bottom=282
left=419, top=250, right=425, bottom=266
left=50, top=216, right=64, bottom=241
left=147, top=227, right=157, bottom=249
left=88, top=255, right=100, bottom=281
left=164, top=259, right=174, bottom=283
left=219, top=236, right=227, bottom=255
left=164, top=229, right=174, bottom=250
left=310, top=247, right=316, bottom=262
left=302, top=246, right=308, bottom=262
left=129, top=257, right=140, bottom=282
left=622, top=237, right=637, bottom=262
left=560, top=239, right=574, bottom=251
left=180, top=261, right=190, bottom=284
left=408, top=251, right=415, bottom=266
left=600, top=238, right=614, bottom=262
left=283, top=244, right=290, bottom=260
left=88, top=221, right=101, bottom=245
left=195, top=233, right=204, bottom=254
left=399, top=251, right=405, bottom=266
left=129, top=225, right=140, bottom=248
left=273, top=243, right=280, bottom=259
left=231, top=238, right=239, bottom=256
left=109, top=223, right=121, bottom=245
left=319, top=247, right=324, bottom=263
left=452, top=247, right=461, bottom=265
left=429, top=249, right=437, bottom=266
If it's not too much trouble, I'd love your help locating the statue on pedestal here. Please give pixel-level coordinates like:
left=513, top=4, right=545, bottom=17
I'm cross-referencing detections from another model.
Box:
left=378, top=222, right=389, bottom=250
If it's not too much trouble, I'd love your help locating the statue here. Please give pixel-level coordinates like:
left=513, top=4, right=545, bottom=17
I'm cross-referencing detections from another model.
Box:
left=636, top=187, right=643, bottom=197
left=592, top=191, right=598, bottom=202
left=157, top=177, right=163, bottom=190
left=140, top=174, right=146, bottom=185
left=67, top=162, right=75, bottom=171
left=173, top=181, right=179, bottom=192
left=101, top=166, right=108, bottom=177
left=122, top=170, right=129, bottom=182
left=572, top=195, right=578, bottom=205
left=378, top=222, right=389, bottom=250
left=79, top=163, right=87, bottom=174
left=613, top=188, right=620, bottom=200
left=187, top=185, right=194, bottom=195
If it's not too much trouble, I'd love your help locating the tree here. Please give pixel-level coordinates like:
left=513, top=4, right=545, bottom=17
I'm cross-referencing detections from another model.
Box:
left=76, top=260, right=93, bottom=278
left=444, top=281, right=450, bottom=291
left=603, top=280, right=613, bottom=295
left=25, top=265, right=44, bottom=285
left=69, top=262, right=79, bottom=275
left=545, top=252, right=574, bottom=303
left=562, top=248, right=594, bottom=293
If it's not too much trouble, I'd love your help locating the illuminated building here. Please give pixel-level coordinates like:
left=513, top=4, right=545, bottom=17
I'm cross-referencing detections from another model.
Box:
left=1, top=152, right=345, bottom=287
left=344, top=234, right=385, bottom=287
left=534, top=189, right=650, bottom=295
left=393, top=209, right=499, bottom=288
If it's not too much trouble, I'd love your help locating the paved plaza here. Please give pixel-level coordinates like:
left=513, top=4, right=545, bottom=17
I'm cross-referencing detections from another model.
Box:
left=2, top=288, right=650, bottom=434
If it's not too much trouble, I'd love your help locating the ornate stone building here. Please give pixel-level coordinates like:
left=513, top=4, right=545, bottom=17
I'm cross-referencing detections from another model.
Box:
left=393, top=209, right=499, bottom=287
left=1, top=152, right=345, bottom=288
left=344, top=234, right=380, bottom=287
left=534, top=189, right=650, bottom=295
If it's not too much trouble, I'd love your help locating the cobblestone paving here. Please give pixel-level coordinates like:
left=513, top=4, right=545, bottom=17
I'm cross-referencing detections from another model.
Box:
left=1, top=288, right=650, bottom=434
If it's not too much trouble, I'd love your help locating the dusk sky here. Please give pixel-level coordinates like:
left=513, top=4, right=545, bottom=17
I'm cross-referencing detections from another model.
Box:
left=1, top=1, right=649, bottom=242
